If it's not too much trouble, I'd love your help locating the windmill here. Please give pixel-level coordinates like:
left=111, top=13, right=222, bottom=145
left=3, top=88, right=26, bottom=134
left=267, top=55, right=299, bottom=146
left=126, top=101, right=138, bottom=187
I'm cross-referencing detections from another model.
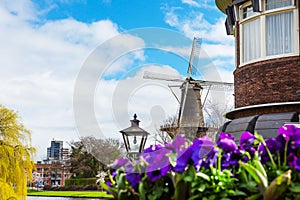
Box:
left=143, top=37, right=233, bottom=139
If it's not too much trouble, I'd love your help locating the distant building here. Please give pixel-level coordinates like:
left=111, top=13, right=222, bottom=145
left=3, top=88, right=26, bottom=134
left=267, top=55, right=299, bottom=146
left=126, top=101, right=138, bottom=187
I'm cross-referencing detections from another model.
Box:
left=34, top=139, right=71, bottom=187
left=47, top=139, right=69, bottom=160
left=35, top=160, right=71, bottom=187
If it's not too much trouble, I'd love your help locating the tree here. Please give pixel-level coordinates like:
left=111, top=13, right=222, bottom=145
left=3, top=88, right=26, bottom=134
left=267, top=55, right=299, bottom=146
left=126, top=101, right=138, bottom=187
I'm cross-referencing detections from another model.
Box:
left=69, top=136, right=124, bottom=179
left=0, top=105, right=35, bottom=200
left=69, top=139, right=99, bottom=178
left=203, top=98, right=233, bottom=128
left=154, top=115, right=177, bottom=145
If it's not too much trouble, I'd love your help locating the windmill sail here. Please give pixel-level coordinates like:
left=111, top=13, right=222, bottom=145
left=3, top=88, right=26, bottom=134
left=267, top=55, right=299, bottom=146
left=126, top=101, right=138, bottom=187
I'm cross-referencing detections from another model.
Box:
left=188, top=38, right=202, bottom=77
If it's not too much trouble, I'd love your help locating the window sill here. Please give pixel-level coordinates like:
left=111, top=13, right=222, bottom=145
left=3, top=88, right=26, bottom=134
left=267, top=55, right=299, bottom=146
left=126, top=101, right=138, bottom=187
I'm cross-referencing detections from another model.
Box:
left=238, top=53, right=300, bottom=68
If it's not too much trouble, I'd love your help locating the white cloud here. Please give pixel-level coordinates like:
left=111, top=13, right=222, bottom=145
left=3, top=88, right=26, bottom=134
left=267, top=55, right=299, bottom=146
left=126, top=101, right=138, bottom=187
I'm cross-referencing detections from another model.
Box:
left=182, top=0, right=200, bottom=7
left=0, top=1, right=146, bottom=160
left=0, top=0, right=235, bottom=161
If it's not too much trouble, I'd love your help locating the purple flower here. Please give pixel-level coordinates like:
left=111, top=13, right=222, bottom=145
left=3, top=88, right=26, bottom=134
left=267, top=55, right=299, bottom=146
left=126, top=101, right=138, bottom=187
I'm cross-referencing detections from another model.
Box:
left=166, top=134, right=186, bottom=153
left=240, top=131, right=256, bottom=156
left=142, top=144, right=164, bottom=164
left=217, top=133, right=237, bottom=153
left=219, top=132, right=235, bottom=141
left=110, top=157, right=129, bottom=177
left=278, top=125, right=300, bottom=141
left=146, top=147, right=172, bottom=182
left=287, top=154, right=300, bottom=171
left=112, top=157, right=129, bottom=168
left=174, top=146, right=193, bottom=173
left=147, top=165, right=171, bottom=182
left=191, top=137, right=214, bottom=171
left=221, top=151, right=240, bottom=169
left=125, top=163, right=142, bottom=188
left=258, top=138, right=281, bottom=163
left=201, top=147, right=219, bottom=169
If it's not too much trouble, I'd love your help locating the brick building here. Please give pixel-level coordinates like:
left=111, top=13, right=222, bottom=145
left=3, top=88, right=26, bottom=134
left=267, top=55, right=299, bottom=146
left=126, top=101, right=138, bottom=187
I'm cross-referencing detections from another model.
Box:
left=215, top=0, right=300, bottom=140
left=34, top=140, right=71, bottom=187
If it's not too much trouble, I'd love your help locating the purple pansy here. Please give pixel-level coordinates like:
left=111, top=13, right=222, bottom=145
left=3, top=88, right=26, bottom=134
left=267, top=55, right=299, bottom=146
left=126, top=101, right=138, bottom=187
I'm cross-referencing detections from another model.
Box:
left=217, top=133, right=238, bottom=153
left=258, top=138, right=281, bottom=163
left=125, top=163, right=142, bottom=189
left=219, top=132, right=235, bottom=141
left=146, top=147, right=172, bottom=182
left=221, top=151, right=240, bottom=169
left=110, top=157, right=129, bottom=177
left=287, top=153, right=300, bottom=171
left=191, top=137, right=214, bottom=171
left=278, top=125, right=300, bottom=141
left=240, top=131, right=256, bottom=156
left=174, top=145, right=193, bottom=173
left=166, top=134, right=186, bottom=153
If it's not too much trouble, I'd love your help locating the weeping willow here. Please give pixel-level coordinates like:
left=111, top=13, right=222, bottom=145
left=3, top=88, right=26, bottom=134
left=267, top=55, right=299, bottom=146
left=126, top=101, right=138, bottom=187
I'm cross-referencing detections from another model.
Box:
left=0, top=105, right=35, bottom=200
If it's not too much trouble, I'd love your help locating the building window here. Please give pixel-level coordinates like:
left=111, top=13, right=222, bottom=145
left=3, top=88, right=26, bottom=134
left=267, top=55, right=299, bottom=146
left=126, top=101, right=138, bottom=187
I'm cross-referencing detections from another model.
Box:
left=243, top=18, right=261, bottom=62
left=266, top=0, right=292, bottom=10
left=266, top=11, right=294, bottom=56
left=239, top=0, right=298, bottom=64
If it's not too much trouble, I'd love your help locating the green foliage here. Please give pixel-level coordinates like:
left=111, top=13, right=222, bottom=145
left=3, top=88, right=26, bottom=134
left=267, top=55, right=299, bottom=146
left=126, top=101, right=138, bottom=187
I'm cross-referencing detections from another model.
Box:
left=102, top=125, right=300, bottom=200
left=65, top=178, right=97, bottom=186
left=69, top=136, right=124, bottom=178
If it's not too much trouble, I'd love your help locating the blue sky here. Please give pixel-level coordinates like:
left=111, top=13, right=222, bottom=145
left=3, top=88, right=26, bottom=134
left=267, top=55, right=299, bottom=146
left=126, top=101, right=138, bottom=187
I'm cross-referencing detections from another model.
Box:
left=0, top=0, right=234, bottom=161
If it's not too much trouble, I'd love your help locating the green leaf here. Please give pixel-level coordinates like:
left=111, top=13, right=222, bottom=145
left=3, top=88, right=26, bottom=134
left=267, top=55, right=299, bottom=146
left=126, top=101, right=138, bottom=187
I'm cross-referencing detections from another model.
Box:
left=117, top=173, right=127, bottom=190
left=184, top=176, right=193, bottom=182
left=196, top=172, right=210, bottom=181
left=197, top=184, right=206, bottom=192
left=138, top=182, right=146, bottom=200
left=232, top=190, right=247, bottom=196
left=253, top=159, right=267, bottom=178
left=246, top=193, right=262, bottom=200
left=99, top=181, right=118, bottom=198
left=239, top=161, right=268, bottom=189
left=289, top=183, right=300, bottom=193
left=264, top=170, right=291, bottom=200
left=188, top=194, right=203, bottom=200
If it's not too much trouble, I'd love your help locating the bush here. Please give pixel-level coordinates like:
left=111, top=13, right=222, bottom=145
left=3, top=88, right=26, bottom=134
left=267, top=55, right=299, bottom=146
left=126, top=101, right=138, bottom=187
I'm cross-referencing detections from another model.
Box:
left=101, top=125, right=300, bottom=200
left=65, top=178, right=97, bottom=186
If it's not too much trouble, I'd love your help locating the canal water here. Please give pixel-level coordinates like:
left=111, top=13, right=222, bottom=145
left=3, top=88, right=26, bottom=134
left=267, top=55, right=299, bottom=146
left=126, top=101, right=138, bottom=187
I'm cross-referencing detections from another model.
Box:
left=27, top=197, right=101, bottom=200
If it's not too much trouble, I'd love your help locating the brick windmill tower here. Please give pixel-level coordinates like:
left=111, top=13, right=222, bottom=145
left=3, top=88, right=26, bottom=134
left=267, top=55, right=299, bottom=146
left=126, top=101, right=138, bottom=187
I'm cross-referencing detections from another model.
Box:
left=215, top=0, right=300, bottom=141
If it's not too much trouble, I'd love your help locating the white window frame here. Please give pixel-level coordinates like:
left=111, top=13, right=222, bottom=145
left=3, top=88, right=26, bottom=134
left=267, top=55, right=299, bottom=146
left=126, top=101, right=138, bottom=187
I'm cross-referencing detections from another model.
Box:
left=239, top=0, right=299, bottom=66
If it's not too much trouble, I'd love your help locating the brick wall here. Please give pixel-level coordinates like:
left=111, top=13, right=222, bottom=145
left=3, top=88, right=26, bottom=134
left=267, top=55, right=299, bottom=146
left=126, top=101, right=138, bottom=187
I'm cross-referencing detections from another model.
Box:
left=234, top=56, right=300, bottom=108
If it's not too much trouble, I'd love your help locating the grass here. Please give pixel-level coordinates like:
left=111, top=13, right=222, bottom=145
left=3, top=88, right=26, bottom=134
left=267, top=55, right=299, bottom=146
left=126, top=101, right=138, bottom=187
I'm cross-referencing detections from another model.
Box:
left=27, top=190, right=113, bottom=198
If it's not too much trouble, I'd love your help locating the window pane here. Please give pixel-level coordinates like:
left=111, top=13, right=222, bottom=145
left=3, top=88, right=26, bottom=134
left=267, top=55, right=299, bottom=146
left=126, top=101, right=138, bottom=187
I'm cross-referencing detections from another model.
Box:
left=243, top=18, right=261, bottom=62
left=243, top=5, right=255, bottom=19
left=266, top=0, right=292, bottom=10
left=266, top=11, right=293, bottom=56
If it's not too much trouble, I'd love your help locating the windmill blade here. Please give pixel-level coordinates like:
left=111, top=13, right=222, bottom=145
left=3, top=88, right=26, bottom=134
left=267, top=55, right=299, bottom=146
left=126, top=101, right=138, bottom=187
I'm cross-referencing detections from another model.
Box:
left=202, top=85, right=233, bottom=92
left=191, top=80, right=233, bottom=89
left=143, top=71, right=185, bottom=82
left=187, top=38, right=202, bottom=78
left=190, top=79, right=233, bottom=86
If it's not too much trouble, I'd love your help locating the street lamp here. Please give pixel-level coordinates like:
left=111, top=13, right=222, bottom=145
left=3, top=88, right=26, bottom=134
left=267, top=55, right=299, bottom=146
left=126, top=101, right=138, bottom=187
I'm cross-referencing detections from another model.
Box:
left=120, top=114, right=150, bottom=159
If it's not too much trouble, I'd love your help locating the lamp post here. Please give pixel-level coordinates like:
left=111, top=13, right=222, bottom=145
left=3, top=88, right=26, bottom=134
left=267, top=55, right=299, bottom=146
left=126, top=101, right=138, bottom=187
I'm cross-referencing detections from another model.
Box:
left=120, top=114, right=150, bottom=160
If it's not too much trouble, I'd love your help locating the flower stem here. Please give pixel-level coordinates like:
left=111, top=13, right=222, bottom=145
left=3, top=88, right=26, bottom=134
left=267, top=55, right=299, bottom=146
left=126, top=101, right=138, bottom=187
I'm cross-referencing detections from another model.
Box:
left=277, top=151, right=281, bottom=167
left=260, top=137, right=277, bottom=168
left=283, top=141, right=288, bottom=167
